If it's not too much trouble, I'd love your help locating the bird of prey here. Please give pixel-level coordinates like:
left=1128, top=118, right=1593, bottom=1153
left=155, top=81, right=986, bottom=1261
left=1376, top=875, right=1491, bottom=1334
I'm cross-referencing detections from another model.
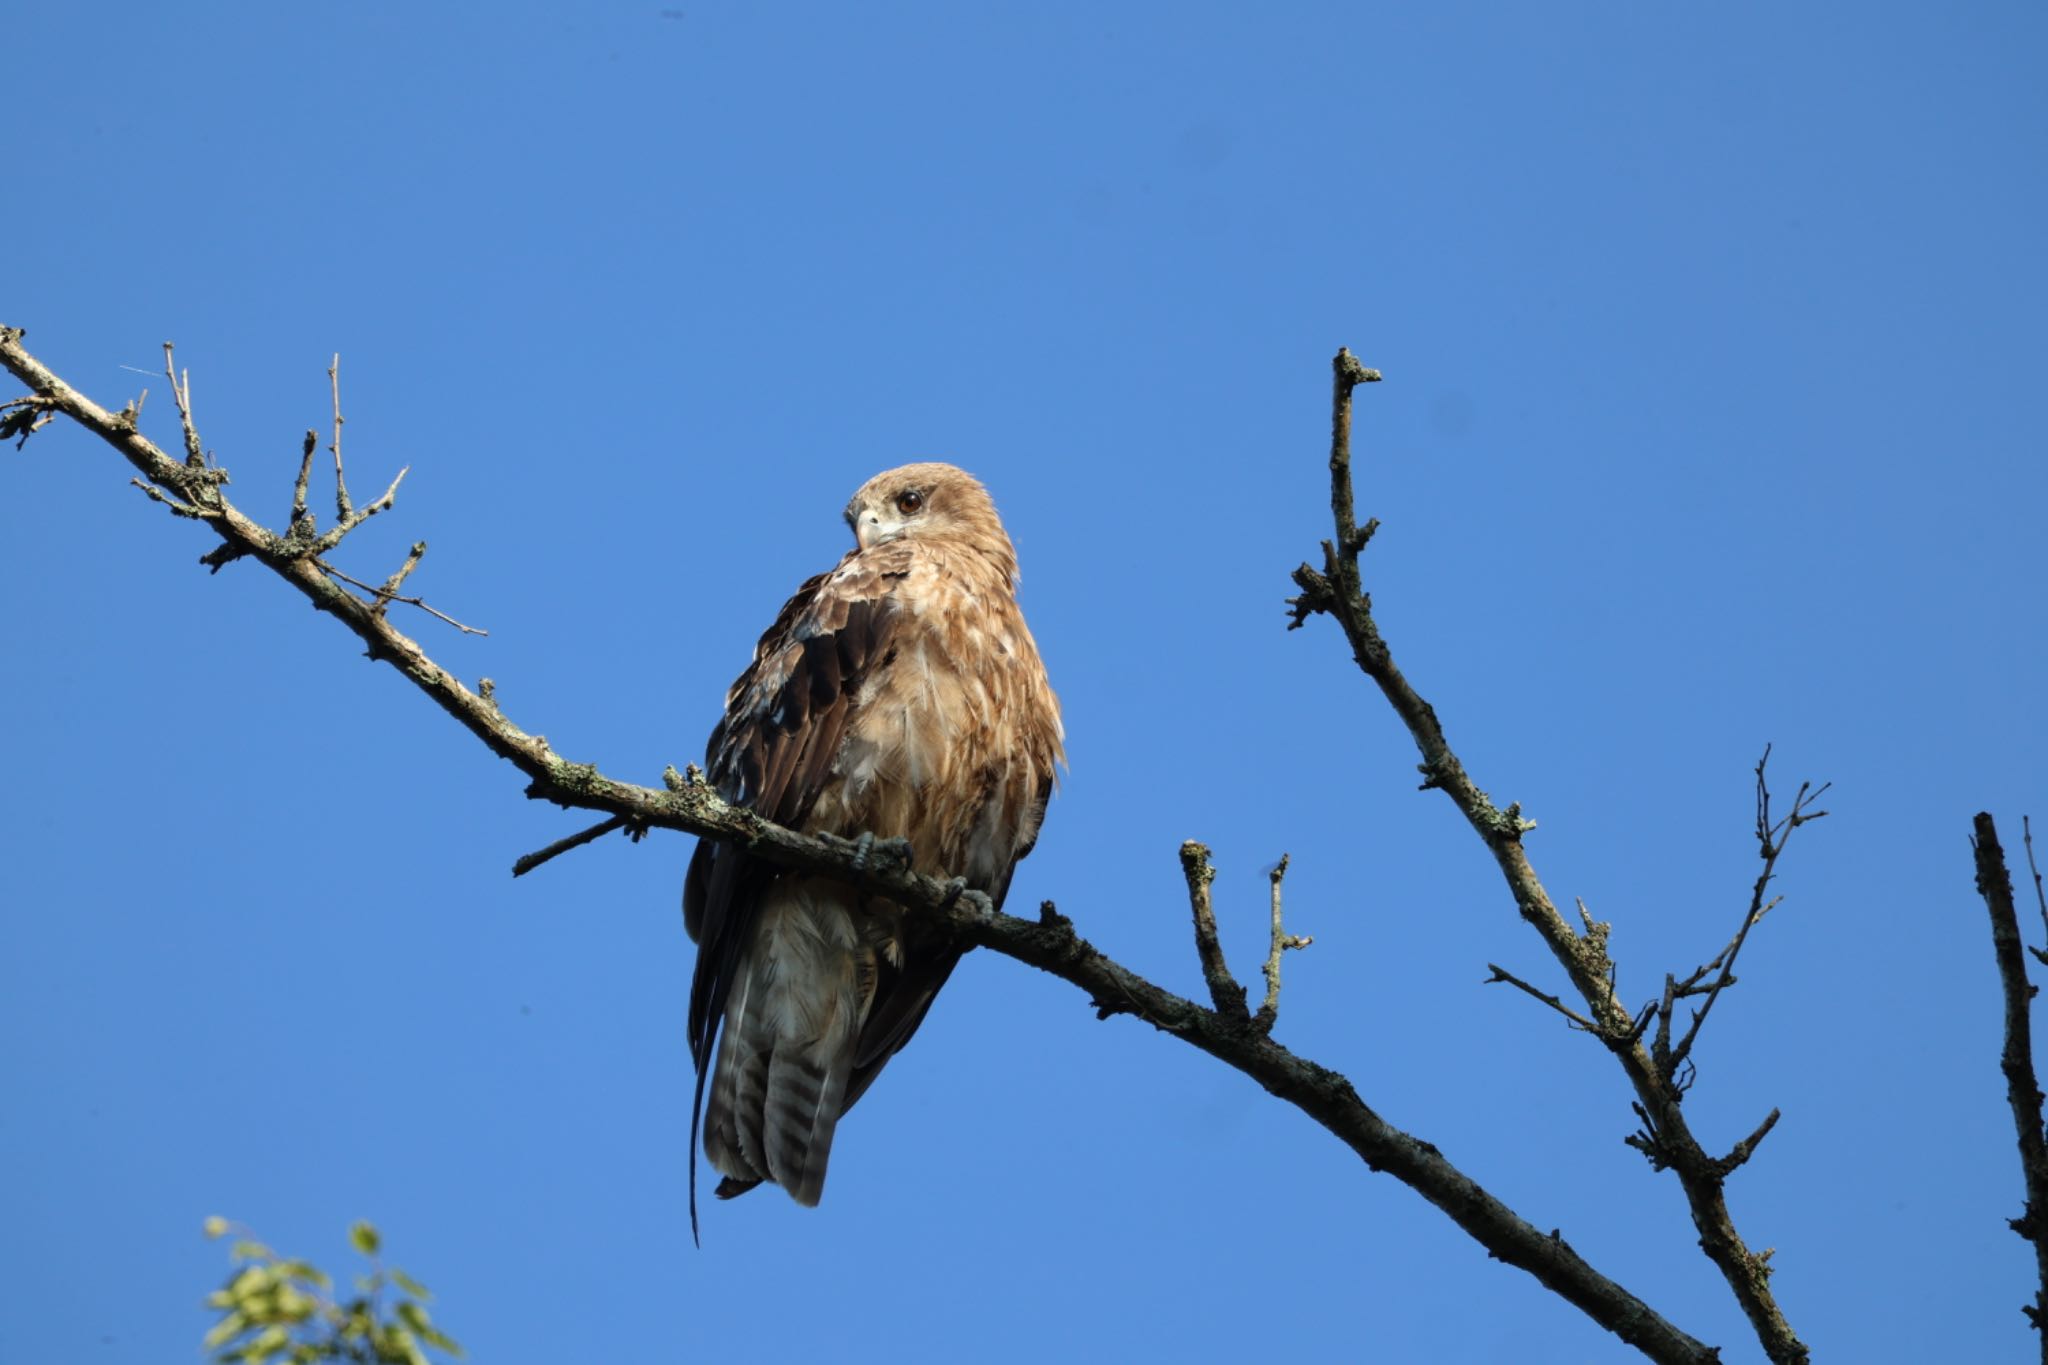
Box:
left=682, top=462, right=1063, bottom=1225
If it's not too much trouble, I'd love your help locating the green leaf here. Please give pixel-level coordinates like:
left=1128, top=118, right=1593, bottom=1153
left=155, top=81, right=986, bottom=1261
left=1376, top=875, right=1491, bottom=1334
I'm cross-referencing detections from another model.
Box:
left=419, top=1324, right=464, bottom=1356
left=349, top=1220, right=381, bottom=1256
left=389, top=1269, right=430, bottom=1300
left=249, top=1323, right=289, bottom=1361
left=204, top=1215, right=231, bottom=1239
left=202, top=1310, right=247, bottom=1350
left=272, top=1259, right=332, bottom=1291
left=226, top=1264, right=272, bottom=1299
left=271, top=1284, right=316, bottom=1321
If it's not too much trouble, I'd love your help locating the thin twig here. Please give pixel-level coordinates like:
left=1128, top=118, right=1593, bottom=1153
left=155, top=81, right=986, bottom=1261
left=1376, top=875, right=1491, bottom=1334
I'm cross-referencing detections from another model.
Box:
left=1664, top=752, right=1828, bottom=1075
left=1487, top=964, right=1600, bottom=1032
left=1973, top=812, right=2048, bottom=1349
left=1254, top=854, right=1310, bottom=1033
left=311, top=464, right=409, bottom=555
left=2026, top=816, right=2048, bottom=969
left=328, top=354, right=351, bottom=521
left=129, top=477, right=207, bottom=519
left=513, top=815, right=631, bottom=877
left=375, top=542, right=429, bottom=617
left=315, top=558, right=487, bottom=636
left=1180, top=841, right=1248, bottom=1024
left=163, top=341, right=203, bottom=468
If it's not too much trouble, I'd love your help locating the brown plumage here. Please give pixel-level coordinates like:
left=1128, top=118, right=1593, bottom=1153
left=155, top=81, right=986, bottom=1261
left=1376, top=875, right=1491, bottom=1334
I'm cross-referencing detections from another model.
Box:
left=682, top=463, right=1063, bottom=1230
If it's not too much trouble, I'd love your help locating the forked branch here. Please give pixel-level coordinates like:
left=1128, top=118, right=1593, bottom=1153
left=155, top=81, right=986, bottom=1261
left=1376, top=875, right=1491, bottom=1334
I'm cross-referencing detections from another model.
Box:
left=1287, top=347, right=1811, bottom=1365
left=1654, top=750, right=1829, bottom=1083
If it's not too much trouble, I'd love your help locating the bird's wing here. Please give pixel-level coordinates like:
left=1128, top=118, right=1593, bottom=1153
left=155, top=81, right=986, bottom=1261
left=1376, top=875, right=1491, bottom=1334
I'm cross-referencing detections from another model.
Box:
left=681, top=542, right=913, bottom=1228
left=683, top=541, right=913, bottom=1073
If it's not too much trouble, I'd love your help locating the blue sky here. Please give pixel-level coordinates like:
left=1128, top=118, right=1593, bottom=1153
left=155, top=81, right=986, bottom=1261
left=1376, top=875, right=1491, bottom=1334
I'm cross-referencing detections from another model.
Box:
left=3, top=3, right=2044, bottom=1361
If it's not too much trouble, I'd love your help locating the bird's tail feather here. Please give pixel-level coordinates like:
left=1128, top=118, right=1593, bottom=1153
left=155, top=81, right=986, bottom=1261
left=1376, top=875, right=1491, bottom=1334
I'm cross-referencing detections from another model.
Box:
left=702, top=886, right=862, bottom=1207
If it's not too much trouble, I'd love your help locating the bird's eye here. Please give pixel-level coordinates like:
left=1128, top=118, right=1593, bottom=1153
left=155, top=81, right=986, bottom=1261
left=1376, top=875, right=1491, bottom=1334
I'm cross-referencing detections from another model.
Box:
left=895, top=490, right=925, bottom=514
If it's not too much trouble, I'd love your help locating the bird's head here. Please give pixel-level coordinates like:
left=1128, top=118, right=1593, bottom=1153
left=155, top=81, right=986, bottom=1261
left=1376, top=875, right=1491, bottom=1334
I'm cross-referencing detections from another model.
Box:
left=844, top=462, right=1018, bottom=577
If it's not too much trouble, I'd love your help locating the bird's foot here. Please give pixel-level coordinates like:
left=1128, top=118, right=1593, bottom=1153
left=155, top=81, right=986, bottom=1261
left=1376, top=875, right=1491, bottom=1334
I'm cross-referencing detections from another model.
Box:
left=939, top=876, right=971, bottom=908
left=848, top=832, right=914, bottom=875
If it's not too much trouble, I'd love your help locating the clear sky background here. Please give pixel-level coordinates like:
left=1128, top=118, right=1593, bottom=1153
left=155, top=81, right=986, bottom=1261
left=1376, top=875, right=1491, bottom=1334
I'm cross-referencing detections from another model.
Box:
left=3, top=4, right=2043, bottom=1362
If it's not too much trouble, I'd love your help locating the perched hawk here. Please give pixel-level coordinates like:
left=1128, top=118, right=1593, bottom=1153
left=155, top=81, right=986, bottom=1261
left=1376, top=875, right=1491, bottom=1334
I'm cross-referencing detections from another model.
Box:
left=683, top=462, right=1063, bottom=1222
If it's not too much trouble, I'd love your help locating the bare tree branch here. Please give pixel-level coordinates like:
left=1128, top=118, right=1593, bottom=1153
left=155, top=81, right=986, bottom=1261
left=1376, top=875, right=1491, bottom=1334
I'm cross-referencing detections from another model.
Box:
left=1973, top=812, right=2048, bottom=1352
left=2026, top=815, right=2048, bottom=970
left=164, top=340, right=203, bottom=468
left=1180, top=840, right=1250, bottom=1025
left=328, top=353, right=351, bottom=521
left=317, top=552, right=486, bottom=636
left=1658, top=751, right=1829, bottom=1079
left=512, top=814, right=637, bottom=878
left=0, top=394, right=58, bottom=448
left=1254, top=854, right=1309, bottom=1034
left=0, top=323, right=1723, bottom=1364
left=1712, top=1108, right=1782, bottom=1180
left=1487, top=963, right=1601, bottom=1033
left=1287, top=347, right=1810, bottom=1364
left=312, top=464, right=408, bottom=556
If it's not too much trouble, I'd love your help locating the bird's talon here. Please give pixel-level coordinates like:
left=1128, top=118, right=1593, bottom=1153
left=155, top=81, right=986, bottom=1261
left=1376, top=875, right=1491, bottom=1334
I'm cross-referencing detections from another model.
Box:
left=940, top=876, right=970, bottom=908
left=847, top=832, right=913, bottom=875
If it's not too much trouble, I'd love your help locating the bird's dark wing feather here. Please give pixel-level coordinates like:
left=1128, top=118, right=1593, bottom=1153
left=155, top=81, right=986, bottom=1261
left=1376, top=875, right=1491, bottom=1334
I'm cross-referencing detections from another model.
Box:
left=680, top=545, right=910, bottom=1234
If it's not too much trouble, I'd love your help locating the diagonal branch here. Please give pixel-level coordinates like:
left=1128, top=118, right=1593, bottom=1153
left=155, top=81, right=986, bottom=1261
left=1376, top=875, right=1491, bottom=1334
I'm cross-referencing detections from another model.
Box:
left=1288, top=347, right=1809, bottom=1365
left=0, top=324, right=1722, bottom=1365
left=513, top=814, right=635, bottom=878
left=317, top=554, right=486, bottom=636
left=1487, top=963, right=1600, bottom=1033
left=1974, top=812, right=2048, bottom=1351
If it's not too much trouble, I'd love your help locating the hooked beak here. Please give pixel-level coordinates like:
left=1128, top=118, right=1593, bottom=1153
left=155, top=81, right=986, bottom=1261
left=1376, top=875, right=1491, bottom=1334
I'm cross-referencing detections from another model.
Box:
left=853, top=502, right=902, bottom=550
